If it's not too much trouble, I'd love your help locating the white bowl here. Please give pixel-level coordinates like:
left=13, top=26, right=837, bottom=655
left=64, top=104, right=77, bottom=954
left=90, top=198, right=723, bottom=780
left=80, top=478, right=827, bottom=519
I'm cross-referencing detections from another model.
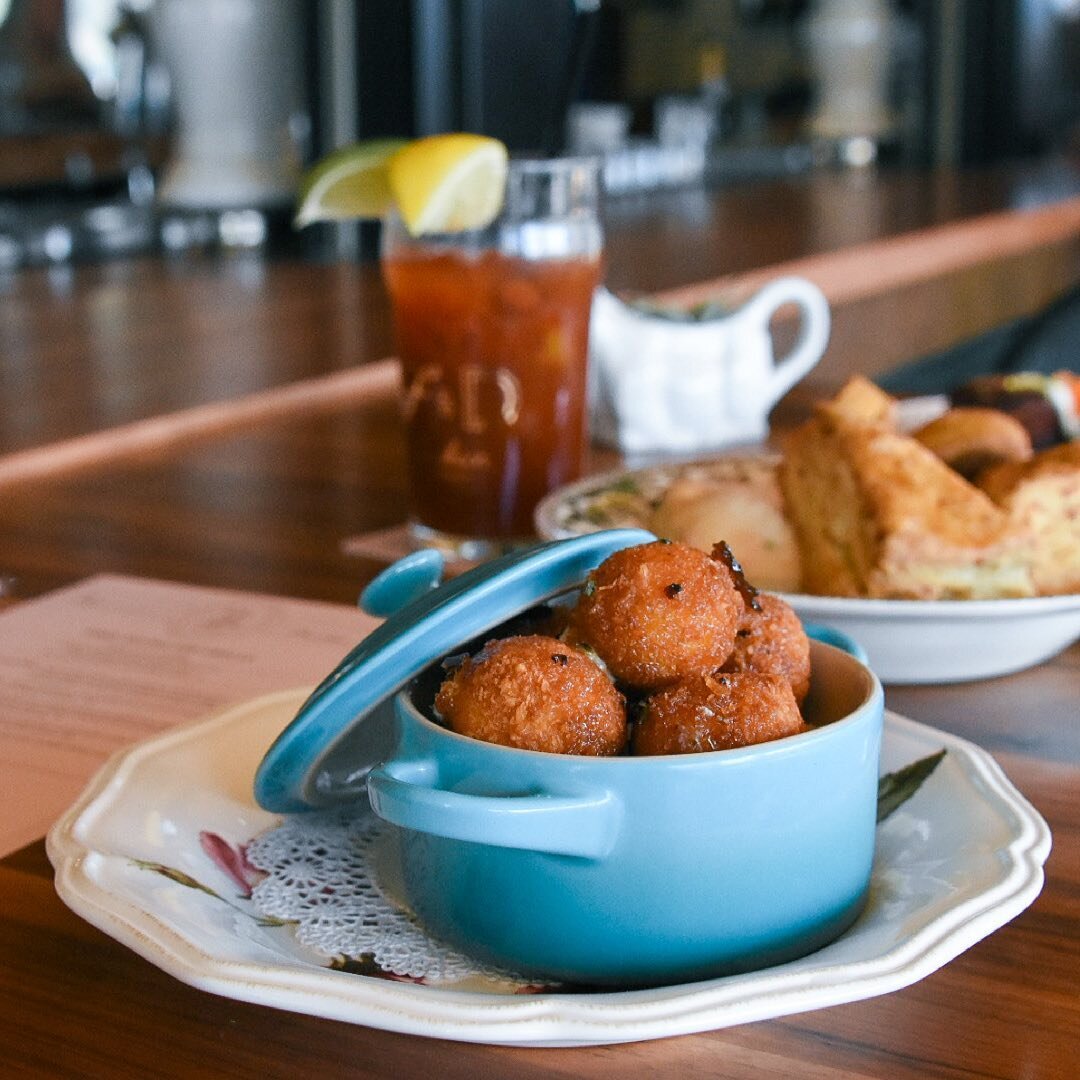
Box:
left=777, top=592, right=1080, bottom=684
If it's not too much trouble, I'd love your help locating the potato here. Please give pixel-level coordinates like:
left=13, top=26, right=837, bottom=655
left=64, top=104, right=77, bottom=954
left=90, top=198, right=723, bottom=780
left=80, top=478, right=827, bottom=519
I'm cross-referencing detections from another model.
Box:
left=649, top=464, right=801, bottom=592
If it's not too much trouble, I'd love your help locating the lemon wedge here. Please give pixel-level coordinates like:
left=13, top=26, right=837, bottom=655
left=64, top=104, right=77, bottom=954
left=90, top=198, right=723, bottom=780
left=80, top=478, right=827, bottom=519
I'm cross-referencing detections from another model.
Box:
left=387, top=134, right=509, bottom=236
left=293, top=138, right=407, bottom=227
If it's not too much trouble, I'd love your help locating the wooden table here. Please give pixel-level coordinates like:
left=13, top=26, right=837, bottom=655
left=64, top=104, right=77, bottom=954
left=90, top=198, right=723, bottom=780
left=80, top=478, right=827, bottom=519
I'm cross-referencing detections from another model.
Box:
left=1, top=160, right=1078, bottom=1077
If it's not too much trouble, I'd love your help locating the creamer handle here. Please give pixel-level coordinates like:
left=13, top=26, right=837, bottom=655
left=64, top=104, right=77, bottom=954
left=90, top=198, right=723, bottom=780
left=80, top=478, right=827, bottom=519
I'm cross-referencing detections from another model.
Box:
left=741, top=276, right=831, bottom=400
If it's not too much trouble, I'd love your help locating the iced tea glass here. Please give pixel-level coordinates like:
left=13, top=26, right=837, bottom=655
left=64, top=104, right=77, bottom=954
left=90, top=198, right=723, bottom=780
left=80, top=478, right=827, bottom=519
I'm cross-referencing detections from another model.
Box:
left=381, top=156, right=603, bottom=560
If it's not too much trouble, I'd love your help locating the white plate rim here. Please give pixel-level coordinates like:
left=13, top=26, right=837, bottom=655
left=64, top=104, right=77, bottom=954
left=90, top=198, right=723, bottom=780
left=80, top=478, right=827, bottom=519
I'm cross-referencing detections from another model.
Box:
left=533, top=452, right=780, bottom=543
left=47, top=689, right=1051, bottom=1048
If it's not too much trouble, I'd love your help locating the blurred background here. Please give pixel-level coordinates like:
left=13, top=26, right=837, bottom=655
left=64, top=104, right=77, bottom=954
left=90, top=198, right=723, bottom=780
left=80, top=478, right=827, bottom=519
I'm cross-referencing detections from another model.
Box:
left=1, top=0, right=1079, bottom=267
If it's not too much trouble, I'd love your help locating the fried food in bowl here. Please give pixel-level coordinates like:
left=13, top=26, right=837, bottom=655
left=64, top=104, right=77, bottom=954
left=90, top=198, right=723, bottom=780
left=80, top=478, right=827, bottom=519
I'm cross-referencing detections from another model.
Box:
left=571, top=540, right=742, bottom=690
left=385, top=630, right=882, bottom=985
left=435, top=634, right=627, bottom=756
left=433, top=538, right=815, bottom=761
left=342, top=531, right=884, bottom=985
left=720, top=591, right=811, bottom=704
left=632, top=671, right=805, bottom=756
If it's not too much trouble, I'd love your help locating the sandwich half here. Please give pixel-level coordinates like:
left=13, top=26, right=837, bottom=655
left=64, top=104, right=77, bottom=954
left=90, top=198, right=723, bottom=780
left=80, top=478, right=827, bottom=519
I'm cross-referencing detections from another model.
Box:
left=779, top=393, right=1034, bottom=599
left=977, top=440, right=1080, bottom=596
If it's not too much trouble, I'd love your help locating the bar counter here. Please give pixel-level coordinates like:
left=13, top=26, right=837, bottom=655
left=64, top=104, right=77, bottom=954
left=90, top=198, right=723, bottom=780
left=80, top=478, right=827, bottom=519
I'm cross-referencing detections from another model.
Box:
left=0, top=160, right=1078, bottom=1077
left=4, top=157, right=1080, bottom=460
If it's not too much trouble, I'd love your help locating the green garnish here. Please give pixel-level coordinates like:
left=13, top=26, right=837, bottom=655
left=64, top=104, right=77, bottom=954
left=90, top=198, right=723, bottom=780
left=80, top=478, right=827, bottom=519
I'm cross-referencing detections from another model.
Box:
left=877, top=750, right=946, bottom=822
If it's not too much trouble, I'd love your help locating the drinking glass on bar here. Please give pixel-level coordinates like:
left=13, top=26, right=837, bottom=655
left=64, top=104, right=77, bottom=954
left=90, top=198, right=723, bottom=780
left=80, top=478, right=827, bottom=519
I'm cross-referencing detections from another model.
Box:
left=381, top=156, right=603, bottom=561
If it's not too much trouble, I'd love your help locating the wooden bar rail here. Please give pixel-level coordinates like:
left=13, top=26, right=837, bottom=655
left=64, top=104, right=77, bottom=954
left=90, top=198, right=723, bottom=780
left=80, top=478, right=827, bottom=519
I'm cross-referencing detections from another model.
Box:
left=657, top=193, right=1080, bottom=310
left=3, top=159, right=1079, bottom=466
left=2, top=200, right=1077, bottom=488
left=0, top=360, right=401, bottom=489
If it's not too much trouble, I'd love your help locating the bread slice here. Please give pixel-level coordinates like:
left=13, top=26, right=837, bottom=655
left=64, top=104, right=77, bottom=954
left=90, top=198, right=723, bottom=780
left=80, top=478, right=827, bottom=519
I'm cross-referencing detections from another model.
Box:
left=977, top=441, right=1080, bottom=595
left=779, top=408, right=1035, bottom=600
left=816, top=375, right=897, bottom=431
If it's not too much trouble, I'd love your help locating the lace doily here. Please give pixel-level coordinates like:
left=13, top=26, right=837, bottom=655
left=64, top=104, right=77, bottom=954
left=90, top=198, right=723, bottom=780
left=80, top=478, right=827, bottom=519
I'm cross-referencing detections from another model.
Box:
left=246, top=807, right=529, bottom=988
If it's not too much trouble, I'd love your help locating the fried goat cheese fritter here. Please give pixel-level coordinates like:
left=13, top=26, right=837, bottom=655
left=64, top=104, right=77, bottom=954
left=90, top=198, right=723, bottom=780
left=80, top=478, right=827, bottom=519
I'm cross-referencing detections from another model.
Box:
left=572, top=541, right=742, bottom=690
left=435, top=634, right=627, bottom=755
left=632, top=671, right=805, bottom=756
left=720, top=592, right=812, bottom=705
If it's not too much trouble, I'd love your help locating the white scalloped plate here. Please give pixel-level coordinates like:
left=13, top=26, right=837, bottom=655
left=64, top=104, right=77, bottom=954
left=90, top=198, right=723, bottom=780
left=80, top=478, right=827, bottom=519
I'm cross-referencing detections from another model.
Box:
left=47, top=688, right=1050, bottom=1048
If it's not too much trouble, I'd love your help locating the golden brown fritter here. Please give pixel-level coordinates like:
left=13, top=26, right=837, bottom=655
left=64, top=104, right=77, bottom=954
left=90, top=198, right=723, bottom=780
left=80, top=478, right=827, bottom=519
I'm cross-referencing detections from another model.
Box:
left=435, top=634, right=627, bottom=755
left=720, top=592, right=811, bottom=704
left=631, top=671, right=805, bottom=756
left=572, top=541, right=742, bottom=690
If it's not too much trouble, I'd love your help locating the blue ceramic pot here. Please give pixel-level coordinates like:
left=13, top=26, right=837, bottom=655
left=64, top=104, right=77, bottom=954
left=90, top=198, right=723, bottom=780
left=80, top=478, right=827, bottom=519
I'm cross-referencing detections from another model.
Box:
left=368, top=638, right=883, bottom=987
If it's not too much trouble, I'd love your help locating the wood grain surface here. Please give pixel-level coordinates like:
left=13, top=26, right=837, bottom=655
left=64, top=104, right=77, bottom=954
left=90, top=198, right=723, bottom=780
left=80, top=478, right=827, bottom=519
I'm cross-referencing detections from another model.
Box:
left=1, top=159, right=1078, bottom=1077
left=0, top=375, right=1076, bottom=1079
left=0, top=751, right=1076, bottom=1077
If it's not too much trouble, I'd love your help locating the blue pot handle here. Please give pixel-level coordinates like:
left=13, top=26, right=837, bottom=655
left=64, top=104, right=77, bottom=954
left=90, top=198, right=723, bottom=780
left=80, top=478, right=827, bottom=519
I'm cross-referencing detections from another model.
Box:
left=366, top=763, right=621, bottom=860
left=805, top=621, right=869, bottom=665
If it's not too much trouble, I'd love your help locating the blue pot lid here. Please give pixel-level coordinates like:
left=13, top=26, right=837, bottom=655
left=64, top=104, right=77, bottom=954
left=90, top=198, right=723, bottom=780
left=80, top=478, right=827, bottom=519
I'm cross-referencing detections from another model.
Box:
left=254, top=528, right=656, bottom=813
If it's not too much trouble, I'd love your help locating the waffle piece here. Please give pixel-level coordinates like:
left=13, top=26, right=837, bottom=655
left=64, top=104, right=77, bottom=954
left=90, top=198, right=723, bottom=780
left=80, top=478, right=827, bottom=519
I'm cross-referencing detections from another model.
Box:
left=779, top=408, right=1035, bottom=600
left=977, top=441, right=1080, bottom=595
